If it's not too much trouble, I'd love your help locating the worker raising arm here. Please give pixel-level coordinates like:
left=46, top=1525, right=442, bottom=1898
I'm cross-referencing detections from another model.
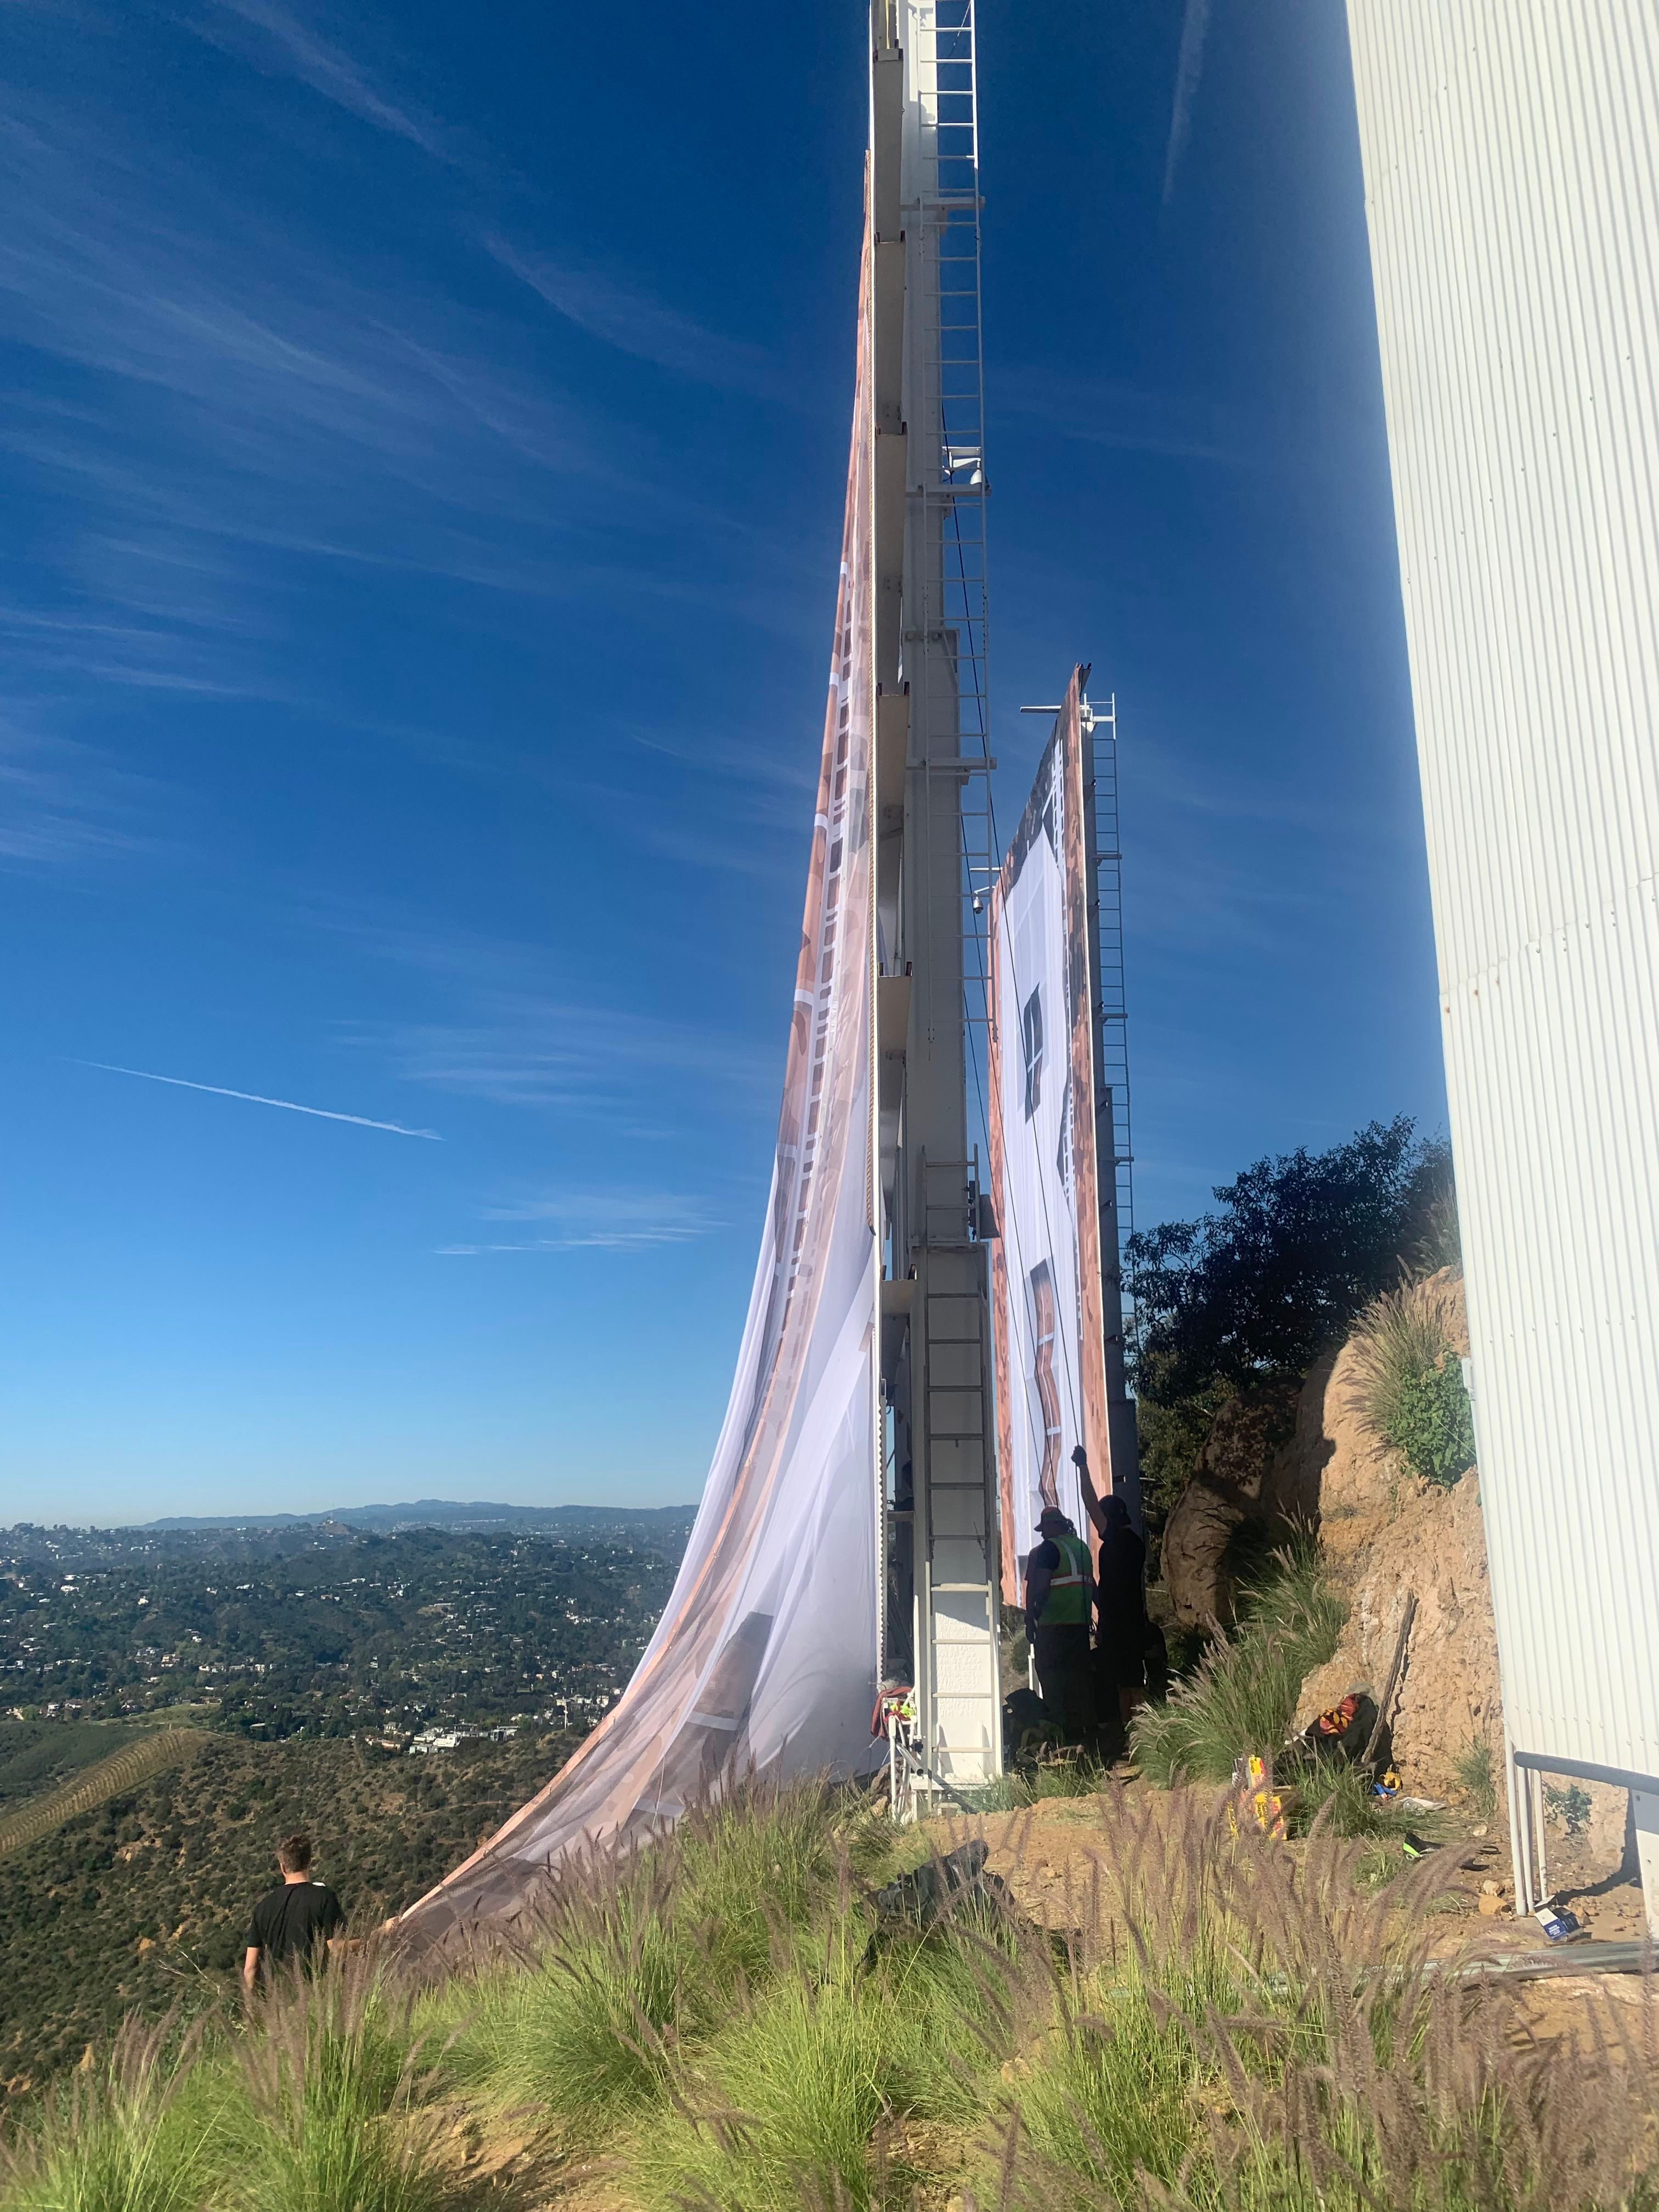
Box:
left=1024, top=1504, right=1094, bottom=1752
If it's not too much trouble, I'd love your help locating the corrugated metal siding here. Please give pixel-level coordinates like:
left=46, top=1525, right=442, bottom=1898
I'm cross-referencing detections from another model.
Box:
left=1346, top=0, right=1659, bottom=1789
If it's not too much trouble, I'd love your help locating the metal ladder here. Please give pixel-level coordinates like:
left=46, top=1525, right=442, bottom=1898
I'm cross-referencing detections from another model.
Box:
left=912, top=1216, right=999, bottom=1792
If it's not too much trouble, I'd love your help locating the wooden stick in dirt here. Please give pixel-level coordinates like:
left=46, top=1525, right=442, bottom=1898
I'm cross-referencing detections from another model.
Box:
left=1364, top=1590, right=1417, bottom=1770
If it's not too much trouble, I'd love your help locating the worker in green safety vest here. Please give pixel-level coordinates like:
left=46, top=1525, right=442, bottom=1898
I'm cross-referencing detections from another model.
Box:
left=1024, top=1505, right=1096, bottom=1752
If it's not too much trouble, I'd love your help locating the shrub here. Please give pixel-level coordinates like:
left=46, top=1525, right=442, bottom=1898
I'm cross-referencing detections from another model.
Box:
left=1346, top=1274, right=1475, bottom=1488
left=1390, top=1356, right=1477, bottom=1488
left=1126, top=1119, right=1428, bottom=1403
left=1545, top=1782, right=1593, bottom=1837
left=1130, top=1547, right=1346, bottom=1787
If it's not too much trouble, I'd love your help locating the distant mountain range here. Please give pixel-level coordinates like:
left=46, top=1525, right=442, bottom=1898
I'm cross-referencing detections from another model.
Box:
left=134, top=1500, right=697, bottom=1534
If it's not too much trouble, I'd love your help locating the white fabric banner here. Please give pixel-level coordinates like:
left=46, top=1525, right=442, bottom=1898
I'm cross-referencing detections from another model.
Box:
left=988, top=671, right=1114, bottom=1600
left=401, top=230, right=879, bottom=1942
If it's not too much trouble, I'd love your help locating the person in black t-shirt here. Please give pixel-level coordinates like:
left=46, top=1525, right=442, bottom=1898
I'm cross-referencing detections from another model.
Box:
left=242, top=1831, right=346, bottom=1990
left=1072, top=1444, right=1152, bottom=1754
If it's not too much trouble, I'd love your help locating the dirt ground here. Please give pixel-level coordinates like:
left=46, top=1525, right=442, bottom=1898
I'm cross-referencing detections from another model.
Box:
left=923, top=1780, right=1655, bottom=2059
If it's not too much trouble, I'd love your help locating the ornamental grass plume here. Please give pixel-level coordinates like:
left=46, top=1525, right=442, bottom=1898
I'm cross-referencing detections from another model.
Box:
left=0, top=2012, right=222, bottom=2212
left=991, top=1781, right=1659, bottom=2212
left=1129, top=1545, right=1346, bottom=1788
left=227, top=1948, right=448, bottom=2212
left=417, top=1770, right=903, bottom=2142
left=4, top=1772, right=1654, bottom=2212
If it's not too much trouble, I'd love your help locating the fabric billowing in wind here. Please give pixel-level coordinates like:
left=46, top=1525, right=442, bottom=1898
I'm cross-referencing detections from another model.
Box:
left=400, top=233, right=879, bottom=1943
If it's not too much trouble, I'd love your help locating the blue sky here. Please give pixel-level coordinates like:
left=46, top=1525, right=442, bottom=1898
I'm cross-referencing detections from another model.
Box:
left=0, top=1, right=1444, bottom=1526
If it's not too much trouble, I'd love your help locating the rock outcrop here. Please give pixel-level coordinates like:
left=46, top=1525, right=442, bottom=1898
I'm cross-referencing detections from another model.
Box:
left=1284, top=1274, right=1503, bottom=1798
left=1160, top=1379, right=1301, bottom=1628
left=1160, top=1375, right=1325, bottom=1630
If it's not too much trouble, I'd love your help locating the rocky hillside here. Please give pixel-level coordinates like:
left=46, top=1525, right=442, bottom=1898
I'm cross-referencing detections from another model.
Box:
left=1158, top=1273, right=1626, bottom=1846
left=1284, top=1286, right=1499, bottom=1801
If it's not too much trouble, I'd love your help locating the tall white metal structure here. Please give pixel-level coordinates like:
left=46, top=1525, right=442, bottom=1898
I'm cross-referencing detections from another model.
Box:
left=1346, top=1, right=1659, bottom=1926
left=872, top=0, right=1002, bottom=1790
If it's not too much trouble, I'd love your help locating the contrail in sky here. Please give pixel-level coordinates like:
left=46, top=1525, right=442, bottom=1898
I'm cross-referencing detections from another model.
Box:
left=1162, top=0, right=1212, bottom=205
left=78, top=1062, right=442, bottom=1139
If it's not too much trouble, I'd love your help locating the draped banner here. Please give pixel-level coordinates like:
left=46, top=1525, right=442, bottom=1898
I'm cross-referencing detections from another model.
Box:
left=401, top=230, right=879, bottom=1941
left=988, top=669, right=1114, bottom=1603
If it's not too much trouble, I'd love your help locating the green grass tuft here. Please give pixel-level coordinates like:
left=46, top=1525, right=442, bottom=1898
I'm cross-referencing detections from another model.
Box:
left=0, top=2016, right=225, bottom=2212
left=1346, top=1276, right=1475, bottom=1488
left=227, top=1959, right=447, bottom=2212
left=427, top=1774, right=901, bottom=2140
left=1129, top=1547, right=1346, bottom=1788
left=1453, top=1737, right=1497, bottom=1824
left=633, top=1927, right=1000, bottom=2212
left=964, top=1754, right=1111, bottom=1814
left=6, top=1771, right=1656, bottom=2212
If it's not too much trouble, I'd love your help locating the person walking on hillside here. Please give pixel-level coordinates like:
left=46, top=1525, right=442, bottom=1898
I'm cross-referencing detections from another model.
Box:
left=1024, top=1504, right=1094, bottom=1749
left=1072, top=1444, right=1152, bottom=1751
left=242, top=1831, right=346, bottom=1991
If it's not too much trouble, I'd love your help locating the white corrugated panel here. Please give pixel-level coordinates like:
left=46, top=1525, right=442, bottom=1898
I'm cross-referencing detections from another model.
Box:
left=1346, top=1, right=1659, bottom=1797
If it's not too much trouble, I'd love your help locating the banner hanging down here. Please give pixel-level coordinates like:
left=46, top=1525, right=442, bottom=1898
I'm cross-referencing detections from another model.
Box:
left=400, top=228, right=881, bottom=1944
left=988, top=667, right=1126, bottom=1604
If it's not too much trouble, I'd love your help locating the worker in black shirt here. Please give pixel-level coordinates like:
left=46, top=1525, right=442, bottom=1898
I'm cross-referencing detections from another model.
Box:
left=242, top=1831, right=346, bottom=1990
left=1072, top=1444, right=1152, bottom=1751
left=1024, top=1504, right=1095, bottom=1750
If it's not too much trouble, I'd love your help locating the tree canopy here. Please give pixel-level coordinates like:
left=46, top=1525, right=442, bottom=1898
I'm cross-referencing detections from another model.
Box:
left=1127, top=1119, right=1448, bottom=1407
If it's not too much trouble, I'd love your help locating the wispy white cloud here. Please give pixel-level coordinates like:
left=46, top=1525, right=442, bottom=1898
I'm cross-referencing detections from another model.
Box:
left=487, top=238, right=787, bottom=401
left=189, top=0, right=460, bottom=164
left=1163, top=0, right=1212, bottom=205
left=629, top=723, right=820, bottom=793
left=0, top=95, right=666, bottom=584
left=439, top=1187, right=720, bottom=1254
left=77, top=1060, right=442, bottom=1138
left=0, top=721, right=154, bottom=867
left=382, top=998, right=769, bottom=1116
left=319, top=918, right=775, bottom=1131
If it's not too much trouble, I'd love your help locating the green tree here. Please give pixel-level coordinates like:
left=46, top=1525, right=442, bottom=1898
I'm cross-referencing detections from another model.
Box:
left=1126, top=1121, right=1456, bottom=1551
left=1126, top=1118, right=1427, bottom=1403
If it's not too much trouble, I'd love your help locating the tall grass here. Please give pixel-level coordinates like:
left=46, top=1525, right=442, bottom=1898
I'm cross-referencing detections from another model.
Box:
left=633, top=1899, right=1011, bottom=2212
left=422, top=1774, right=900, bottom=2137
left=0, top=2016, right=223, bottom=2212
left=427, top=1846, right=687, bottom=2126
left=227, top=1955, right=446, bottom=2212
left=1454, top=1738, right=1498, bottom=1824
left=5, top=1774, right=1654, bottom=2212
left=1130, top=1546, right=1346, bottom=1788
left=1347, top=1273, right=1475, bottom=1488
left=996, top=1784, right=1657, bottom=2212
